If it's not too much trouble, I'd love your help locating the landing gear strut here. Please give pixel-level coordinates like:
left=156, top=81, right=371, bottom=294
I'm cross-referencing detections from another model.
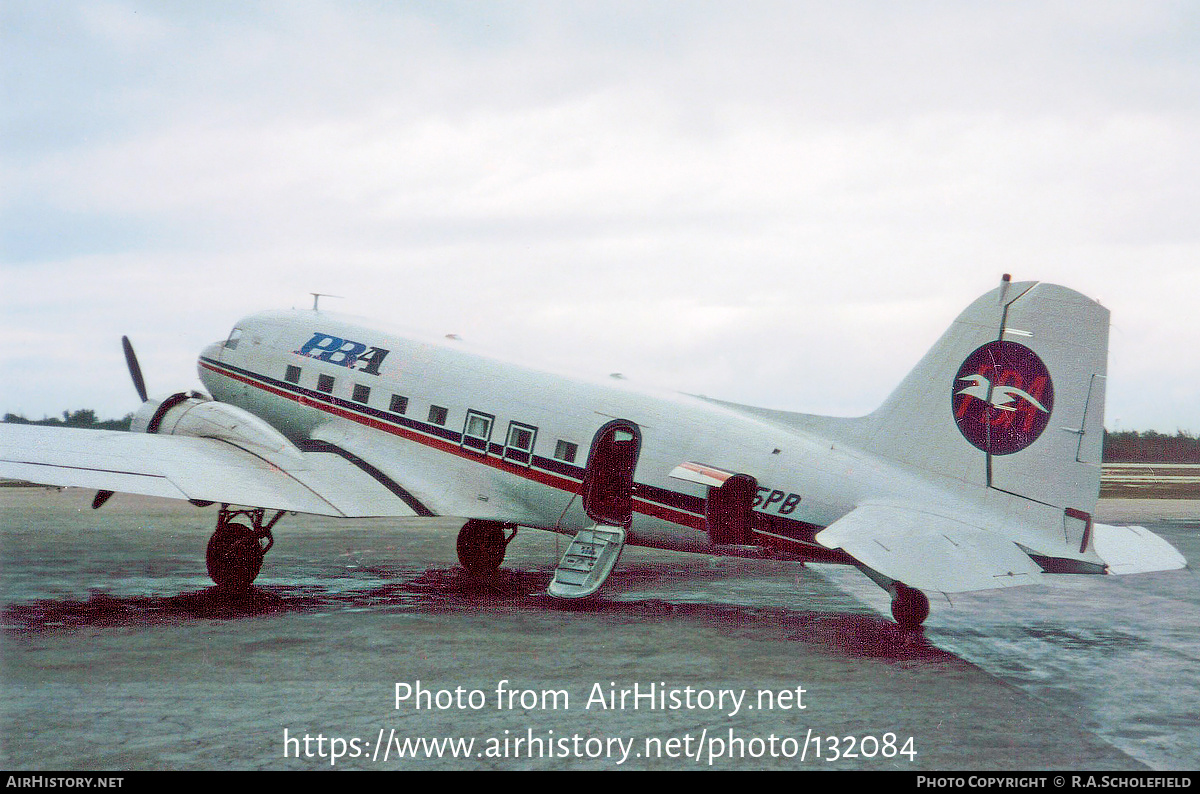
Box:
left=206, top=505, right=283, bottom=589
left=889, top=581, right=930, bottom=629
left=456, top=519, right=517, bottom=575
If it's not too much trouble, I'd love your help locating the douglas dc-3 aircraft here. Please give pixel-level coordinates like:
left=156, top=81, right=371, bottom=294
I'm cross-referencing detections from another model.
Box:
left=0, top=277, right=1186, bottom=628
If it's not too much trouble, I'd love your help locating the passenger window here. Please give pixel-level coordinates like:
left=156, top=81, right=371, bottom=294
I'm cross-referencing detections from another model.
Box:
left=554, top=440, right=578, bottom=463
left=504, top=422, right=537, bottom=465
left=428, top=405, right=448, bottom=426
left=352, top=384, right=370, bottom=404
left=390, top=394, right=408, bottom=414
left=285, top=365, right=301, bottom=384
left=462, top=410, right=494, bottom=452
left=317, top=374, right=335, bottom=393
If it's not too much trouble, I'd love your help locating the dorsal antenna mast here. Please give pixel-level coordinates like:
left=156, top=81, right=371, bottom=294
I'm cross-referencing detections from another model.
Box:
left=310, top=293, right=344, bottom=311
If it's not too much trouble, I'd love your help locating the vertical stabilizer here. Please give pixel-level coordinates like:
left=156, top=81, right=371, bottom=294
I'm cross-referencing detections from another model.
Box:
left=861, top=280, right=1109, bottom=519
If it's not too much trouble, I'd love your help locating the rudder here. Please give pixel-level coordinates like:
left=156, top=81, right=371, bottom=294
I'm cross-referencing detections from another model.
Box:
left=860, top=278, right=1109, bottom=519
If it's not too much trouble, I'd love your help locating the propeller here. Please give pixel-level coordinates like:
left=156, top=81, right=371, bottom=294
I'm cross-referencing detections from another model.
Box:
left=94, top=335, right=148, bottom=509
left=122, top=335, right=148, bottom=402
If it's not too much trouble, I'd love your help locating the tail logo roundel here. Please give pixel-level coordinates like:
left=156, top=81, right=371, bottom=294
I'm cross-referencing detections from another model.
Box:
left=952, top=340, right=1054, bottom=455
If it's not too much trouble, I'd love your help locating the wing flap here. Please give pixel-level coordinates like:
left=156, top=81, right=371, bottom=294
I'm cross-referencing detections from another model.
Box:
left=0, top=424, right=419, bottom=517
left=815, top=501, right=1045, bottom=592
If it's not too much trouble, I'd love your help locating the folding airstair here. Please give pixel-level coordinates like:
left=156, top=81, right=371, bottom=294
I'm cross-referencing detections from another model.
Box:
left=547, top=524, right=626, bottom=599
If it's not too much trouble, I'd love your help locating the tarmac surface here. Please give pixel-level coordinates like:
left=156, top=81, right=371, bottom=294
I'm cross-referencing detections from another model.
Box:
left=1, top=487, right=1196, bottom=770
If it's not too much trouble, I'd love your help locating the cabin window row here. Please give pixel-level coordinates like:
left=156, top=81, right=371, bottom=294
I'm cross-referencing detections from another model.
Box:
left=459, top=411, right=548, bottom=464
left=282, top=365, right=579, bottom=464
left=287, top=367, right=408, bottom=416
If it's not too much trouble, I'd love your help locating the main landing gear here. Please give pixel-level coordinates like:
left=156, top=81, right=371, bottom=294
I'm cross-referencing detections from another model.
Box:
left=456, top=519, right=518, bottom=575
left=889, top=581, right=930, bottom=629
left=205, top=505, right=284, bottom=589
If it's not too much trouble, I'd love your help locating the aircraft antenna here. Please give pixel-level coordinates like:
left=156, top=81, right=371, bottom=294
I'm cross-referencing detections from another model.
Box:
left=310, top=293, right=344, bottom=311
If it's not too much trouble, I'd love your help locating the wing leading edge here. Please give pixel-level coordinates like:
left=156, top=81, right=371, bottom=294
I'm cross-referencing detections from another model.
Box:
left=0, top=424, right=425, bottom=518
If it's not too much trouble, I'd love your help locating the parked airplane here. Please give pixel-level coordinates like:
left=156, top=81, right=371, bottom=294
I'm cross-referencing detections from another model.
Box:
left=0, top=277, right=1186, bottom=627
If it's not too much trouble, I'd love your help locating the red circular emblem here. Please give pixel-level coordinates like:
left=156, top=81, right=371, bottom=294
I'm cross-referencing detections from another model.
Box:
left=952, top=341, right=1054, bottom=455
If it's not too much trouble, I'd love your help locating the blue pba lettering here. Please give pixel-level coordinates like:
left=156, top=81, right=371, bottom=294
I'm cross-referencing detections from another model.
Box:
left=298, top=333, right=343, bottom=357
left=296, top=332, right=390, bottom=376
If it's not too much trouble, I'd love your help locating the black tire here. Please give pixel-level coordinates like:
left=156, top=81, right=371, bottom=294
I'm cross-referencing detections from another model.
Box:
left=456, top=520, right=507, bottom=575
left=890, top=582, right=930, bottom=629
left=206, top=522, right=265, bottom=590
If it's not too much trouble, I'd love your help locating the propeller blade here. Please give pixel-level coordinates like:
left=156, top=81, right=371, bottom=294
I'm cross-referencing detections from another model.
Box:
left=92, top=490, right=115, bottom=510
left=122, top=335, right=148, bottom=402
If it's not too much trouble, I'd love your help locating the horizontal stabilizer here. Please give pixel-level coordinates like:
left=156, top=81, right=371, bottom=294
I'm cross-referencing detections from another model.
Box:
left=1092, top=523, right=1187, bottom=575
left=815, top=502, right=1044, bottom=593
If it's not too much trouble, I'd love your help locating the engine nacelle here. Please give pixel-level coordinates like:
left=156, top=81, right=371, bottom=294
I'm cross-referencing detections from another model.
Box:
left=131, top=393, right=302, bottom=459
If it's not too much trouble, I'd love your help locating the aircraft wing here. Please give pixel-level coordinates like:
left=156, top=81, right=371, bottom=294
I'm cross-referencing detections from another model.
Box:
left=0, top=424, right=426, bottom=518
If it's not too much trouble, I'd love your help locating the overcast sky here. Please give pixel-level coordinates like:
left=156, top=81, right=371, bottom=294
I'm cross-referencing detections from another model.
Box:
left=2, top=1, right=1197, bottom=431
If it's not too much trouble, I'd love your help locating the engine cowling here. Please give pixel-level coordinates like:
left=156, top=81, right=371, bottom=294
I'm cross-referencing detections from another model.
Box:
left=131, top=392, right=302, bottom=459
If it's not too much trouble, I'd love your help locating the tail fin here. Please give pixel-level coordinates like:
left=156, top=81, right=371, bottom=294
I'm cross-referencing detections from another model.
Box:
left=861, top=279, right=1109, bottom=518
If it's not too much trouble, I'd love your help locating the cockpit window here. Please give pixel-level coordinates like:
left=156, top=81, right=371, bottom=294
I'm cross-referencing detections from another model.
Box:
left=224, top=328, right=244, bottom=350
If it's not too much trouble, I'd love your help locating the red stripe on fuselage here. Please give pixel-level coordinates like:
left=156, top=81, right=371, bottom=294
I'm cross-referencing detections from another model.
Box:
left=198, top=359, right=707, bottom=530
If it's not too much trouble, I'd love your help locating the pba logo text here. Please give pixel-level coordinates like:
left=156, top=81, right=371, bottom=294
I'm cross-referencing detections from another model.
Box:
left=952, top=340, right=1053, bottom=455
left=296, top=332, right=390, bottom=376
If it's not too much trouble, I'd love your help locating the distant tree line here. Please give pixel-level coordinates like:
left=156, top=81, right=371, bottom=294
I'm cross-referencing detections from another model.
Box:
left=2, top=411, right=1199, bottom=462
left=1103, top=430, right=1200, bottom=463
left=3, top=410, right=133, bottom=431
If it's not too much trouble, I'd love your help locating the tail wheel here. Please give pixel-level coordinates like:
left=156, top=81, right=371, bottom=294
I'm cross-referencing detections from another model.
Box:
left=206, top=522, right=265, bottom=590
left=456, top=520, right=512, bottom=575
left=890, top=582, right=930, bottom=629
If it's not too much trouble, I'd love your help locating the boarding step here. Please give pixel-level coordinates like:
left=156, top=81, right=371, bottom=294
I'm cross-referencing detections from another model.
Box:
left=547, top=524, right=626, bottom=599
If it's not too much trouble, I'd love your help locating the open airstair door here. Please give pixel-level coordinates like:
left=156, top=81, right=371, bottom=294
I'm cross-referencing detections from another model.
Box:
left=580, top=420, right=641, bottom=526
left=549, top=420, right=641, bottom=599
